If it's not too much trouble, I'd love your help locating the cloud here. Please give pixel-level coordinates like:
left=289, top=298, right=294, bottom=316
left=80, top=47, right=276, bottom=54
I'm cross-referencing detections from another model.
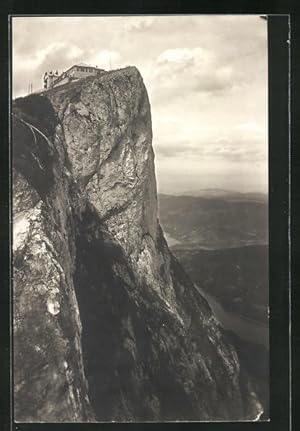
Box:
left=157, top=48, right=201, bottom=64
left=87, top=50, right=123, bottom=70
left=149, top=46, right=236, bottom=104
left=13, top=42, right=88, bottom=96
left=154, top=122, right=267, bottom=164
left=123, top=17, right=155, bottom=33
left=234, top=122, right=265, bottom=134
left=154, top=142, right=191, bottom=158
left=155, top=139, right=266, bottom=162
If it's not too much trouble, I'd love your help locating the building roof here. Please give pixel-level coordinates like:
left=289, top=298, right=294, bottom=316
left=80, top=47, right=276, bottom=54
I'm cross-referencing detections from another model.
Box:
left=65, top=63, right=102, bottom=74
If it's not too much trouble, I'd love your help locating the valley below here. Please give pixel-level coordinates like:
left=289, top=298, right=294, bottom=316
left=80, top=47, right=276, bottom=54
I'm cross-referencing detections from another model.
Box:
left=159, top=192, right=269, bottom=419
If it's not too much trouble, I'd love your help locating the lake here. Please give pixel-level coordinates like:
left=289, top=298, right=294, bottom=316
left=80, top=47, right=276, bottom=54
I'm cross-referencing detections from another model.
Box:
left=196, top=285, right=269, bottom=349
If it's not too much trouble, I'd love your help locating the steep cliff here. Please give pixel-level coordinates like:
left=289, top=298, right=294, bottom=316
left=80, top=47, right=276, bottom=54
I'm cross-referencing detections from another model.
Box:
left=13, top=66, right=263, bottom=422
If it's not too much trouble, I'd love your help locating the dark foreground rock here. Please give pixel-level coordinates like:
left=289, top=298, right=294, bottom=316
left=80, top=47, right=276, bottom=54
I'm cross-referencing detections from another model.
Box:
left=13, top=67, right=263, bottom=422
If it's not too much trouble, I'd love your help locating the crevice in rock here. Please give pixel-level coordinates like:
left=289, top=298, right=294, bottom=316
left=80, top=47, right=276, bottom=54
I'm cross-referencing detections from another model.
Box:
left=12, top=96, right=59, bottom=199
left=71, top=204, right=199, bottom=421
left=72, top=205, right=139, bottom=421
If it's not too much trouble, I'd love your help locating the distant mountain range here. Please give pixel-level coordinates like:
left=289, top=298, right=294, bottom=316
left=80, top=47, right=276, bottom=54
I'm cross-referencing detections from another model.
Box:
left=169, top=188, right=268, bottom=201
left=160, top=188, right=268, bottom=202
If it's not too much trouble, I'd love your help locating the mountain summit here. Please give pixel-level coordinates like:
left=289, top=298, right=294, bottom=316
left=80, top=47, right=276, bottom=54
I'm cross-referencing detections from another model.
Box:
left=13, top=66, right=262, bottom=422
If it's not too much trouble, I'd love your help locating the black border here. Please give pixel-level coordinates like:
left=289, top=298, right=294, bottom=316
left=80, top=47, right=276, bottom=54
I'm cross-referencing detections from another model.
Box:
left=0, top=4, right=10, bottom=431
left=0, top=4, right=292, bottom=431
left=268, top=15, right=290, bottom=431
left=291, top=11, right=300, bottom=431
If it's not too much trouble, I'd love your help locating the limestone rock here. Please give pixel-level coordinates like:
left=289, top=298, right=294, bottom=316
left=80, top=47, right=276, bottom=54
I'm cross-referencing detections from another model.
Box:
left=12, top=67, right=263, bottom=422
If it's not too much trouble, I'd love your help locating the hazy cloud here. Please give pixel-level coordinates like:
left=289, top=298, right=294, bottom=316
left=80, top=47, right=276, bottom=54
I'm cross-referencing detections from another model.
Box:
left=150, top=47, right=236, bottom=102
left=155, top=137, right=266, bottom=163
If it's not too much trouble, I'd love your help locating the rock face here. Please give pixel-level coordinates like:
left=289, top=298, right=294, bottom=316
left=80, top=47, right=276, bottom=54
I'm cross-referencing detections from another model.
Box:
left=13, top=67, right=263, bottom=422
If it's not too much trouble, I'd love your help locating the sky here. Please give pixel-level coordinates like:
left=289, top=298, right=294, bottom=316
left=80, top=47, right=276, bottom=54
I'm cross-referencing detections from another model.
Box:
left=12, top=15, right=268, bottom=194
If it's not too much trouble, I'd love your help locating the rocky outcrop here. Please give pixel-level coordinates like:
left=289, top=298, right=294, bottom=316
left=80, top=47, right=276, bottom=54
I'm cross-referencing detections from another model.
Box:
left=13, top=67, right=263, bottom=422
